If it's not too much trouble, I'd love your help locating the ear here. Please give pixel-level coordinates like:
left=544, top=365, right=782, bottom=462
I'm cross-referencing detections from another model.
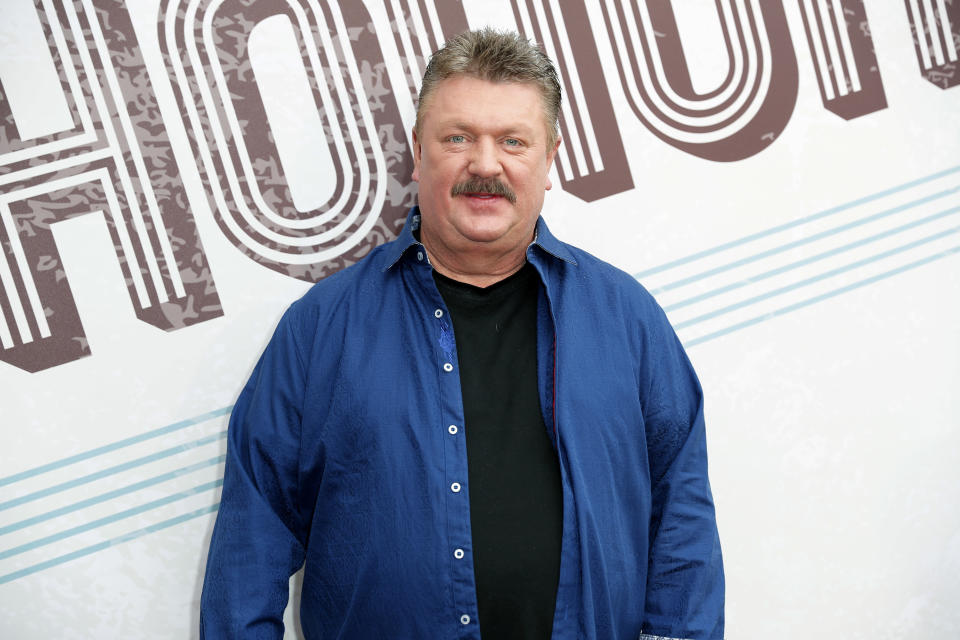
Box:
left=544, top=136, right=561, bottom=191
left=411, top=127, right=422, bottom=183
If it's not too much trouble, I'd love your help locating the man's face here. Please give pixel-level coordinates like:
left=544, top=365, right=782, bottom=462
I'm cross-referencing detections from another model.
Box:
left=412, top=75, right=560, bottom=258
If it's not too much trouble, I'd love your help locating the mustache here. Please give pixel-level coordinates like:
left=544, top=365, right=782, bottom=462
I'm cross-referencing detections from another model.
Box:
left=450, top=178, right=517, bottom=204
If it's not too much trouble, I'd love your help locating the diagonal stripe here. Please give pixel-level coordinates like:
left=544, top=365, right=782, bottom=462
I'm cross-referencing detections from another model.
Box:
left=0, top=479, right=223, bottom=560
left=675, top=225, right=960, bottom=329
left=665, top=204, right=960, bottom=311
left=0, top=431, right=227, bottom=511
left=652, top=185, right=959, bottom=294
left=0, top=503, right=220, bottom=585
left=634, top=165, right=960, bottom=279
left=685, top=244, right=960, bottom=347
left=0, top=406, right=231, bottom=487
left=0, top=455, right=225, bottom=536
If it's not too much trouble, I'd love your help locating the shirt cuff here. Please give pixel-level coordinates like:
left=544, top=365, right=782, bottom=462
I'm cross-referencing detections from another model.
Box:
left=639, top=634, right=693, bottom=640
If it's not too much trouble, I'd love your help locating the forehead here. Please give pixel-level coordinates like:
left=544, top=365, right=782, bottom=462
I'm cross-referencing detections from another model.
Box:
left=421, top=75, right=548, bottom=134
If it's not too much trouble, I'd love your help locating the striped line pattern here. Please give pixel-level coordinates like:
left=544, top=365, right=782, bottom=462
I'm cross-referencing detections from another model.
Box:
left=2, top=167, right=958, bottom=584
left=511, top=0, right=633, bottom=201
left=904, top=0, right=959, bottom=86
left=798, top=0, right=864, bottom=101
left=638, top=165, right=960, bottom=347
left=0, top=407, right=229, bottom=584
left=794, top=0, right=888, bottom=121
left=513, top=0, right=606, bottom=183
left=382, top=0, right=451, bottom=102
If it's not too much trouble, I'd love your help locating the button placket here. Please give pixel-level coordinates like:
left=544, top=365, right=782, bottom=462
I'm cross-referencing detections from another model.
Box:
left=431, top=292, right=476, bottom=634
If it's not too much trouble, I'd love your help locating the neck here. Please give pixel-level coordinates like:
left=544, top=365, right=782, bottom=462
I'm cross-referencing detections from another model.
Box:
left=422, top=237, right=530, bottom=288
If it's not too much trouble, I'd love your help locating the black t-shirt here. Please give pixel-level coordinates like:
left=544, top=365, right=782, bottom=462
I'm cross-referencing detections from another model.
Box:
left=433, top=264, right=563, bottom=639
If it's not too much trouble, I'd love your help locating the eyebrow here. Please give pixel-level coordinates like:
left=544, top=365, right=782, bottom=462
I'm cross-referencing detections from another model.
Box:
left=439, top=121, right=537, bottom=138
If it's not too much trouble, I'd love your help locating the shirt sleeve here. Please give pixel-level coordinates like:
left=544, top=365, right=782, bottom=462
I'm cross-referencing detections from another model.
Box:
left=199, top=304, right=309, bottom=638
left=639, top=304, right=725, bottom=640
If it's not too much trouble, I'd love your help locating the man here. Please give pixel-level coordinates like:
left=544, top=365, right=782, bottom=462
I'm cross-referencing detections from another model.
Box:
left=200, top=28, right=723, bottom=640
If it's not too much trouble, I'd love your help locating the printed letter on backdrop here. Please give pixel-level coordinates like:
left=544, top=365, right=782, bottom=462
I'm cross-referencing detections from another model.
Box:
left=159, top=0, right=417, bottom=282
left=599, top=0, right=799, bottom=162
left=511, top=0, right=635, bottom=201
left=796, top=0, right=888, bottom=119
left=383, top=0, right=469, bottom=105
left=903, top=0, right=959, bottom=89
left=0, top=0, right=222, bottom=373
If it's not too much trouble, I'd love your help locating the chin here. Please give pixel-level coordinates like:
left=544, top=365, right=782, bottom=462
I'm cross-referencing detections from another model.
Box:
left=457, top=225, right=512, bottom=244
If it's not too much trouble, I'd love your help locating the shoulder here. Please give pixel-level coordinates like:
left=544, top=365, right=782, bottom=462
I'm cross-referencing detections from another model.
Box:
left=554, top=241, right=665, bottom=322
left=280, top=240, right=397, bottom=336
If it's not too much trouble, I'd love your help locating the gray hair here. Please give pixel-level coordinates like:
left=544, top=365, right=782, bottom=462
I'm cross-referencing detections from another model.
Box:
left=415, top=28, right=562, bottom=146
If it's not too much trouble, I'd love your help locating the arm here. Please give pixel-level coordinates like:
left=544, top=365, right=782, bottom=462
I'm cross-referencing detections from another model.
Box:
left=639, top=305, right=724, bottom=640
left=200, top=305, right=309, bottom=638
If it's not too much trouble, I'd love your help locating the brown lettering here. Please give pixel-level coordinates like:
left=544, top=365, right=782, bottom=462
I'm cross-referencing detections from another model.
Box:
left=0, top=0, right=222, bottom=373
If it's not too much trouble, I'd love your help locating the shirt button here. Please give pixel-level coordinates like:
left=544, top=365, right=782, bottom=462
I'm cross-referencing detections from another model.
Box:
left=460, top=614, right=470, bottom=625
left=434, top=309, right=443, bottom=318
left=417, top=251, right=424, bottom=261
left=448, top=425, right=458, bottom=435
left=454, top=548, right=465, bottom=559
left=443, top=362, right=453, bottom=372
left=451, top=482, right=461, bottom=493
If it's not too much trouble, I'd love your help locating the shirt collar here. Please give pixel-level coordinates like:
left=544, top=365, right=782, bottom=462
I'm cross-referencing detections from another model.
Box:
left=384, top=206, right=578, bottom=270
left=383, top=208, right=425, bottom=270
left=530, top=215, right=578, bottom=265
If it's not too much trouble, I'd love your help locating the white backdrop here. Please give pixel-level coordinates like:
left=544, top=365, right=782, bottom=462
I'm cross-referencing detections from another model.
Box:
left=1, top=0, right=958, bottom=637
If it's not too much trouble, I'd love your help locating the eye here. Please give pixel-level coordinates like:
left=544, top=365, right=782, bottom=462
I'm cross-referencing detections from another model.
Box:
left=504, top=138, right=522, bottom=147
left=447, top=134, right=466, bottom=143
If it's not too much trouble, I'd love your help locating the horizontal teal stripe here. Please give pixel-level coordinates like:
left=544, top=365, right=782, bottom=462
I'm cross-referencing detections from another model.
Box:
left=675, top=225, right=960, bottom=330
left=0, top=406, right=232, bottom=487
left=651, top=184, right=959, bottom=295
left=666, top=204, right=960, bottom=312
left=0, top=455, right=225, bottom=536
left=0, top=479, right=223, bottom=560
left=685, top=244, right=960, bottom=347
left=0, top=431, right=227, bottom=511
left=634, top=164, right=960, bottom=279
left=0, top=503, right=220, bottom=585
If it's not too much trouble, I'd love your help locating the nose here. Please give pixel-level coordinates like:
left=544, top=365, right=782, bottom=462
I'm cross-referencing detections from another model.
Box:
left=467, top=137, right=502, bottom=178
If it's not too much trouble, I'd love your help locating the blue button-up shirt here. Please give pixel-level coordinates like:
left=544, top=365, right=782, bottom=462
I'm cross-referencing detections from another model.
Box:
left=200, top=209, right=724, bottom=639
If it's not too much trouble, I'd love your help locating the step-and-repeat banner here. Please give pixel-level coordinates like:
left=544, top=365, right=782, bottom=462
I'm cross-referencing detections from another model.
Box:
left=2, top=0, right=958, bottom=637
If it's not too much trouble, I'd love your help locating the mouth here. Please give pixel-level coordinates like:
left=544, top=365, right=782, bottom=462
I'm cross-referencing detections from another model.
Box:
left=463, top=193, right=503, bottom=200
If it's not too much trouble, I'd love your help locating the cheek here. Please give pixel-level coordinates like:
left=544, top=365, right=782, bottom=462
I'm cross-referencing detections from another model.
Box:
left=517, top=171, right=546, bottom=198
left=433, top=167, right=460, bottom=191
